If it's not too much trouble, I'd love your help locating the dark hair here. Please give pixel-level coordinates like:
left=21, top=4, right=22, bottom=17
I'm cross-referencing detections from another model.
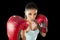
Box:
left=25, top=2, right=38, bottom=10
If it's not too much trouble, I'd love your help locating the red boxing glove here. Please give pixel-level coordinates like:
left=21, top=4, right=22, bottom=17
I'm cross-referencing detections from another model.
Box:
left=6, top=15, right=28, bottom=40
left=36, top=14, right=48, bottom=33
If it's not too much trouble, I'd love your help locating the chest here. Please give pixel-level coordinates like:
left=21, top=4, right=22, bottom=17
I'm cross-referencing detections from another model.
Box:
left=26, top=29, right=39, bottom=40
left=26, top=22, right=38, bottom=32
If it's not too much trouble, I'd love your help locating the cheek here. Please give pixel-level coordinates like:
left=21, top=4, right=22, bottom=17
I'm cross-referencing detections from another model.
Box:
left=34, top=15, right=37, bottom=18
left=28, top=15, right=32, bottom=18
left=27, top=15, right=31, bottom=19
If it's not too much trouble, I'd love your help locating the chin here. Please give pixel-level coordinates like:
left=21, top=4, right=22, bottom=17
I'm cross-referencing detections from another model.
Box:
left=29, top=19, right=35, bottom=21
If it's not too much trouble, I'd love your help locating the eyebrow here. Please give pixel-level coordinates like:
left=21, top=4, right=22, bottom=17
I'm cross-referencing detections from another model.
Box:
left=34, top=13, right=37, bottom=14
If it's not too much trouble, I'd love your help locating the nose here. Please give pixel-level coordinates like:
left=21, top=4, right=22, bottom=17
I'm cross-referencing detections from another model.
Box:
left=31, top=15, right=35, bottom=20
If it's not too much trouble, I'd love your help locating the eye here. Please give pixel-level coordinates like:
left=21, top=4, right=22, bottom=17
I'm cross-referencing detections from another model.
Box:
left=34, top=13, right=37, bottom=15
left=29, top=13, right=32, bottom=15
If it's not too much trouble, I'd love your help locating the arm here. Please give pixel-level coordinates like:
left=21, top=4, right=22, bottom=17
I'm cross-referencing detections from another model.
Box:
left=36, top=14, right=48, bottom=37
left=21, top=30, right=26, bottom=40
left=41, top=32, right=46, bottom=37
left=40, top=25, right=48, bottom=37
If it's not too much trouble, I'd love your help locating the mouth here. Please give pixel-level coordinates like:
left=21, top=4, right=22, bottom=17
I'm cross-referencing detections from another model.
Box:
left=31, top=19, right=35, bottom=21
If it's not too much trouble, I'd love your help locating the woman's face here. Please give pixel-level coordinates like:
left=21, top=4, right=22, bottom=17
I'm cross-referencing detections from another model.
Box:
left=25, top=9, right=37, bottom=21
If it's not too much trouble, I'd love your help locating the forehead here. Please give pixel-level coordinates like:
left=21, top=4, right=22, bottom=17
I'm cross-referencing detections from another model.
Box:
left=25, top=9, right=37, bottom=13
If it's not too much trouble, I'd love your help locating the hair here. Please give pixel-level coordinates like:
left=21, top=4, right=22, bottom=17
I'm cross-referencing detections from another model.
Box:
left=25, top=2, right=38, bottom=10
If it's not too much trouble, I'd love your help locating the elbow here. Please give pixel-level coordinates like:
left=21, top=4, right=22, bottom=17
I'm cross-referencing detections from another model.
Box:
left=41, top=32, right=46, bottom=37
left=42, top=34, right=46, bottom=37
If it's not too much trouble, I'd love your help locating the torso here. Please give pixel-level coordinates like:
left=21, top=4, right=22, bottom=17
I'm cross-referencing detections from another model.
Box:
left=25, top=21, right=39, bottom=40
left=26, top=29, right=39, bottom=40
left=26, top=21, right=38, bottom=32
left=20, top=20, right=39, bottom=40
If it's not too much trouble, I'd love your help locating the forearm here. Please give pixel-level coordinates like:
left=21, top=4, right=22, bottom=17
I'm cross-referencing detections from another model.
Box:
left=22, top=36, right=26, bottom=40
left=41, top=32, right=46, bottom=37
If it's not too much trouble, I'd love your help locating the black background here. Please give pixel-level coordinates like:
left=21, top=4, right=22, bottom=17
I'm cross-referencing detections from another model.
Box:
left=0, top=0, right=57, bottom=40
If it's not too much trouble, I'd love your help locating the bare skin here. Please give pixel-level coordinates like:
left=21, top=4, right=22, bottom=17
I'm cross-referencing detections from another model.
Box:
left=20, top=9, right=46, bottom=40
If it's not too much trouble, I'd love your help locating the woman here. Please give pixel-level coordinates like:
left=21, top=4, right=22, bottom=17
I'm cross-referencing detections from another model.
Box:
left=20, top=2, right=47, bottom=40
